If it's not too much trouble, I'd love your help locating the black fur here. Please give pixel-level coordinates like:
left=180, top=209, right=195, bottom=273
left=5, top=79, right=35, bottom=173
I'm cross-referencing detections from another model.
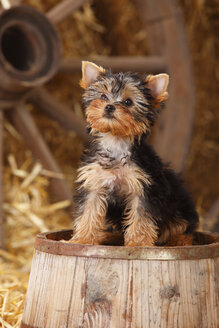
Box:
left=131, top=136, right=198, bottom=236
left=74, top=68, right=199, bottom=245
left=76, top=134, right=198, bottom=242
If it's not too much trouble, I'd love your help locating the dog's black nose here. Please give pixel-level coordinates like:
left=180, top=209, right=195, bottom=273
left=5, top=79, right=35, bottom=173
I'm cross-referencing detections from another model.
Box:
left=104, top=104, right=115, bottom=113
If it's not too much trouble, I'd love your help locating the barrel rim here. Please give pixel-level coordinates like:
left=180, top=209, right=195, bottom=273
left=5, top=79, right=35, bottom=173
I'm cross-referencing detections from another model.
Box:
left=34, top=229, right=219, bottom=261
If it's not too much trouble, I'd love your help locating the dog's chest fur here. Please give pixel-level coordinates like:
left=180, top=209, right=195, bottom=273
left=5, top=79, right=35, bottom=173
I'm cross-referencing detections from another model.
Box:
left=96, top=134, right=132, bottom=192
left=77, top=134, right=151, bottom=196
left=98, top=133, right=131, bottom=167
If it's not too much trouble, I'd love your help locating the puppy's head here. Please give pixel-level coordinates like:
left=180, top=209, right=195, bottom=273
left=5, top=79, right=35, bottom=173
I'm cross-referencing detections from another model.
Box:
left=80, top=61, right=169, bottom=139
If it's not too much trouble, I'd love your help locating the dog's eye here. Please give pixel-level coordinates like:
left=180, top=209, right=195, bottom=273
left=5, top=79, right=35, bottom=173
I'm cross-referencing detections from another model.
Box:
left=124, top=98, right=133, bottom=107
left=101, top=94, right=108, bottom=100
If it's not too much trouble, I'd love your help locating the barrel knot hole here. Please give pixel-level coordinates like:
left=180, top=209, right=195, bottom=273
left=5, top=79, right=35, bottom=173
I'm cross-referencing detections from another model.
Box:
left=159, top=285, right=180, bottom=299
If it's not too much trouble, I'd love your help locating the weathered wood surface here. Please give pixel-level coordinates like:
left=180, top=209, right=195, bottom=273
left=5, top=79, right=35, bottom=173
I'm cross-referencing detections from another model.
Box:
left=21, top=230, right=219, bottom=328
left=60, top=56, right=166, bottom=74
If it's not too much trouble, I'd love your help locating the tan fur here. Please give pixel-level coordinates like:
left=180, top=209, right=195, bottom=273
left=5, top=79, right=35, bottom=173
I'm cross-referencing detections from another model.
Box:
left=71, top=189, right=108, bottom=245
left=85, top=76, right=151, bottom=139
left=101, top=230, right=124, bottom=246
left=80, top=61, right=105, bottom=89
left=121, top=163, right=157, bottom=246
left=86, top=100, right=149, bottom=140
left=145, top=74, right=169, bottom=108
left=73, top=161, right=189, bottom=246
left=166, top=234, right=193, bottom=246
left=76, top=162, right=151, bottom=194
left=124, top=194, right=158, bottom=246
left=157, top=219, right=188, bottom=245
left=71, top=162, right=151, bottom=245
left=145, top=74, right=169, bottom=97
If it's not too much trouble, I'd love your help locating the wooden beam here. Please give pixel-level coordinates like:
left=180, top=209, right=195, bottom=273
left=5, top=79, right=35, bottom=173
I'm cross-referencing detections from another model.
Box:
left=47, top=0, right=88, bottom=25
left=30, top=87, right=88, bottom=142
left=60, top=56, right=166, bottom=74
left=0, top=111, right=4, bottom=248
left=7, top=105, right=73, bottom=207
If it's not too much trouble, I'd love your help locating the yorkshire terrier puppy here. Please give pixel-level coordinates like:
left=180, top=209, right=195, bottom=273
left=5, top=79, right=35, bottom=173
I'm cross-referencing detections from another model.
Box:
left=70, top=61, right=198, bottom=246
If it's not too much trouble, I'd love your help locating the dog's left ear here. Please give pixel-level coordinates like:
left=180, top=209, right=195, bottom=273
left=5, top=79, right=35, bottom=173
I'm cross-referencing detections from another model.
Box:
left=145, top=74, right=169, bottom=101
left=80, top=61, right=105, bottom=89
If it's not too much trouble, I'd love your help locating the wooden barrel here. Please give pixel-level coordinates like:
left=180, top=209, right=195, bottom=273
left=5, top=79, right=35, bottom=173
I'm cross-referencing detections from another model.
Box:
left=21, top=230, right=219, bottom=328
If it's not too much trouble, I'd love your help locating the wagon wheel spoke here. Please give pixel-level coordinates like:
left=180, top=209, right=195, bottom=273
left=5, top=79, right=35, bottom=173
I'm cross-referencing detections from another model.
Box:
left=6, top=104, right=73, bottom=208
left=29, top=87, right=88, bottom=142
left=47, top=0, right=88, bottom=25
left=60, top=55, right=167, bottom=74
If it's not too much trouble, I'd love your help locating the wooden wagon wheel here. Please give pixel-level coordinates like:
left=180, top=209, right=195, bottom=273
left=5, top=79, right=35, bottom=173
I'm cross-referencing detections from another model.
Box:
left=0, top=0, right=195, bottom=247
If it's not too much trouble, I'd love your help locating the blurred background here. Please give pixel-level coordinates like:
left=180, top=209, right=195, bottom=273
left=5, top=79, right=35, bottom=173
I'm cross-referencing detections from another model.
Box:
left=0, top=0, right=218, bottom=325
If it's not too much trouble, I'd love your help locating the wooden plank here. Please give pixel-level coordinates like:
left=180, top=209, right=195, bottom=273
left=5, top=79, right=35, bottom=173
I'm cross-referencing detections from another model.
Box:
left=60, top=56, right=166, bottom=74
left=0, top=111, right=4, bottom=248
left=7, top=105, right=73, bottom=207
left=47, top=0, right=88, bottom=25
left=30, top=87, right=88, bottom=142
left=22, top=251, right=87, bottom=327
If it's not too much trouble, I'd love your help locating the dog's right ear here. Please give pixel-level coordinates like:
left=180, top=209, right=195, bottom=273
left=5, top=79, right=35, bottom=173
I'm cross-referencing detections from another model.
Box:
left=145, top=74, right=169, bottom=102
left=80, top=61, right=105, bottom=89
